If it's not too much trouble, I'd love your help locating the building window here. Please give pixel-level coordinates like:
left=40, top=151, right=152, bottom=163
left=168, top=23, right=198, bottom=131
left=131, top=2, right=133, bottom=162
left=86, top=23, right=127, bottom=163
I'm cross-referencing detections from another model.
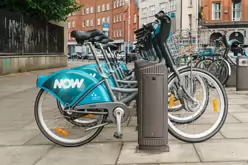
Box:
left=114, top=15, right=116, bottom=23
left=134, top=14, right=137, bottom=23
left=102, top=17, right=106, bottom=24
left=149, top=5, right=155, bottom=16
left=97, top=18, right=101, bottom=25
left=102, top=4, right=105, bottom=11
left=160, top=2, right=166, bottom=12
left=68, top=22, right=71, bottom=29
left=91, top=7, right=94, bottom=13
left=169, top=0, right=176, bottom=11
left=212, top=2, right=221, bottom=20
left=97, top=5, right=101, bottom=12
left=114, top=1, right=116, bottom=8
left=116, top=15, right=119, bottom=22
left=107, top=16, right=111, bottom=23
left=189, top=14, right=192, bottom=30
left=116, top=0, right=119, bottom=7
left=114, top=30, right=116, bottom=38
left=86, top=7, right=90, bottom=14
left=117, top=29, right=119, bottom=37
left=91, top=20, right=94, bottom=26
left=188, top=0, right=193, bottom=7
left=233, top=0, right=242, bottom=21
left=82, top=21, right=85, bottom=27
left=72, top=21, right=75, bottom=28
left=141, top=7, right=148, bottom=18
left=120, top=14, right=122, bottom=21
left=107, top=3, right=111, bottom=10
left=120, top=0, right=123, bottom=6
left=86, top=20, right=89, bottom=27
left=119, top=29, right=122, bottom=37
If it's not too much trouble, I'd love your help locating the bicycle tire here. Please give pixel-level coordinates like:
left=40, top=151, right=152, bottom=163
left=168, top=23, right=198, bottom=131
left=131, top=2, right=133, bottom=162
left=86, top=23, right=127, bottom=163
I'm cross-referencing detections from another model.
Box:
left=35, top=89, right=107, bottom=147
left=168, top=67, right=228, bottom=143
left=208, top=59, right=230, bottom=85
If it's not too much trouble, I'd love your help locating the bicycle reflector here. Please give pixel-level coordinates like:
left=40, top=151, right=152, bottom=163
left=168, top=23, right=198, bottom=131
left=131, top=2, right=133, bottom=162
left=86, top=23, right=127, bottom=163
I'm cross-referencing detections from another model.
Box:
left=213, top=98, right=219, bottom=113
left=83, top=114, right=95, bottom=118
left=56, top=128, right=68, bottom=137
left=169, top=94, right=175, bottom=108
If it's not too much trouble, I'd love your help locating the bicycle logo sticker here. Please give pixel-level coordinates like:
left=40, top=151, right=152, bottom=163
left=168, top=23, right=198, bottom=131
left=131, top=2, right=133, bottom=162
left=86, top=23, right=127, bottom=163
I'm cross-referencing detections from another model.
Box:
left=54, top=79, right=84, bottom=89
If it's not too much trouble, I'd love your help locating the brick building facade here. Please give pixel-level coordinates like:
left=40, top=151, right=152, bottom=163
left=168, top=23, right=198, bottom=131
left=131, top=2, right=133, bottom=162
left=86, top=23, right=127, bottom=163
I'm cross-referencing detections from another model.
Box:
left=68, top=0, right=139, bottom=54
left=200, top=0, right=248, bottom=44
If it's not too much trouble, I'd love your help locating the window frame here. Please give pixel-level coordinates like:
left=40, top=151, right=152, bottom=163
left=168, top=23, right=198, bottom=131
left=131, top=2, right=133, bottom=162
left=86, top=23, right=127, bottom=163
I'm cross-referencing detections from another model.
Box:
left=212, top=2, right=222, bottom=21
left=232, top=0, right=242, bottom=21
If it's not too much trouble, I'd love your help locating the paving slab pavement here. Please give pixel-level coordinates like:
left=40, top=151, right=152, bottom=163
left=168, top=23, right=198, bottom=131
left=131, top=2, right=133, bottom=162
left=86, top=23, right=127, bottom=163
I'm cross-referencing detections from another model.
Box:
left=0, top=62, right=248, bottom=165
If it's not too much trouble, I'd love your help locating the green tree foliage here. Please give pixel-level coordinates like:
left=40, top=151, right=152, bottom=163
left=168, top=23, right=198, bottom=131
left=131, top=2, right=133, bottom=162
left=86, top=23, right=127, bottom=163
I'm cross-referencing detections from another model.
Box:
left=0, top=0, right=83, bottom=21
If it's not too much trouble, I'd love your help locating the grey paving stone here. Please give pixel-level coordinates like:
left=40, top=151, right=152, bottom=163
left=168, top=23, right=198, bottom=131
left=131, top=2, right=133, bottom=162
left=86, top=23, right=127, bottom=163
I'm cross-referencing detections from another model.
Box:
left=228, top=99, right=248, bottom=105
left=117, top=142, right=200, bottom=164
left=0, top=120, right=33, bottom=131
left=195, top=139, right=248, bottom=162
left=93, top=127, right=137, bottom=143
left=24, top=132, right=54, bottom=145
left=36, top=143, right=121, bottom=165
left=228, top=105, right=248, bottom=112
left=241, top=104, right=248, bottom=109
left=0, top=130, right=39, bottom=146
left=160, top=162, right=248, bottom=165
left=220, top=123, right=248, bottom=138
left=227, top=94, right=248, bottom=99
left=230, top=112, right=248, bottom=122
left=0, top=145, right=51, bottom=165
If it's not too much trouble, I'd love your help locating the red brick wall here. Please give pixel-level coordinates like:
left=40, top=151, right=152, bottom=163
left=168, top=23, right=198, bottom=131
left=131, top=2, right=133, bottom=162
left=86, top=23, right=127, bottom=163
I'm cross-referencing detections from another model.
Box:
left=202, top=0, right=248, bottom=23
left=68, top=0, right=139, bottom=42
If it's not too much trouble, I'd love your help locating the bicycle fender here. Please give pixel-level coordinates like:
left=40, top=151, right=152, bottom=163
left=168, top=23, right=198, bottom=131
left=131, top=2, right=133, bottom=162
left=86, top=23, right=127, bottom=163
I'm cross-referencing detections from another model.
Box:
left=36, top=70, right=111, bottom=107
left=223, top=60, right=231, bottom=76
left=73, top=66, right=116, bottom=88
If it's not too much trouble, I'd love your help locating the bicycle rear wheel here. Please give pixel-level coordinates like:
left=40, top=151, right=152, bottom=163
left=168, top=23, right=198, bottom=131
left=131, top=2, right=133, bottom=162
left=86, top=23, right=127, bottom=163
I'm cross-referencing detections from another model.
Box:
left=208, top=59, right=229, bottom=85
left=168, top=67, right=228, bottom=143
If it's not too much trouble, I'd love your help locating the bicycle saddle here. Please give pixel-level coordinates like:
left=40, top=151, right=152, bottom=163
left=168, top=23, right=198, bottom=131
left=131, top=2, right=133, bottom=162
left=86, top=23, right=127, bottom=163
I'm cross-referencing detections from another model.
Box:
left=102, top=43, right=118, bottom=50
left=71, top=29, right=104, bottom=44
left=102, top=38, right=114, bottom=44
left=93, top=35, right=108, bottom=42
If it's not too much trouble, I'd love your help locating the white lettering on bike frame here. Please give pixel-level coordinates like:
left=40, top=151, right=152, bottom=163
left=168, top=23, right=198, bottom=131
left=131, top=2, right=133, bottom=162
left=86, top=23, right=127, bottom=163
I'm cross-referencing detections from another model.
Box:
left=53, top=73, right=96, bottom=89
left=54, top=79, right=85, bottom=89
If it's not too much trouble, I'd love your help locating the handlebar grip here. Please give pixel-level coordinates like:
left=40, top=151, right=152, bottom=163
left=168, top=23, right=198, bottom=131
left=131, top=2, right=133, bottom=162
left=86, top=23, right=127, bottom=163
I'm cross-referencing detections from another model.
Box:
left=155, top=10, right=165, bottom=19
left=143, top=22, right=154, bottom=31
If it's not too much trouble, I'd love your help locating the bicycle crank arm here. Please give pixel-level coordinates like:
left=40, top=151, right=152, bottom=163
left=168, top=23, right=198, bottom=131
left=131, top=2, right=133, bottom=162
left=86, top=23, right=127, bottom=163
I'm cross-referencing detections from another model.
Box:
left=113, top=107, right=124, bottom=139
left=85, top=123, right=109, bottom=131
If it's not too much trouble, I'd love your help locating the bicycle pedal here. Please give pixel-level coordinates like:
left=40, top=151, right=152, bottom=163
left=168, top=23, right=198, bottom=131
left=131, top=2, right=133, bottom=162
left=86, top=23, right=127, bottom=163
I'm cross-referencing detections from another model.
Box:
left=113, top=132, right=123, bottom=139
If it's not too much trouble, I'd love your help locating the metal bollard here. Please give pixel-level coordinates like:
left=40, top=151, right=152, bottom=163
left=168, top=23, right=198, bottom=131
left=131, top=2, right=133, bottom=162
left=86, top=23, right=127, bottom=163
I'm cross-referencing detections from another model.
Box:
left=137, top=63, right=169, bottom=152
left=236, top=56, right=248, bottom=91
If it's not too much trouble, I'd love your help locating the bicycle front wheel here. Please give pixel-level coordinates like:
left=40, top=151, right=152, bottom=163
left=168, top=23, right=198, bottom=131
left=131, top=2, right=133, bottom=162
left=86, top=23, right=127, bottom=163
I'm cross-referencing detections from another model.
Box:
left=168, top=67, right=228, bottom=143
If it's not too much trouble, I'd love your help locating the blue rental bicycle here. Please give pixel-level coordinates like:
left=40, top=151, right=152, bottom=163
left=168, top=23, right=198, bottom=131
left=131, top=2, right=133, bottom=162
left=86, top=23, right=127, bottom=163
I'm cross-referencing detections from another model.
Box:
left=34, top=11, right=228, bottom=147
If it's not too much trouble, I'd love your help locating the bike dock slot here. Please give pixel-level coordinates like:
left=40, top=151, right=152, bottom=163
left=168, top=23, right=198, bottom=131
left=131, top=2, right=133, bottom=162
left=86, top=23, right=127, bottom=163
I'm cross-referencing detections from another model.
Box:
left=236, top=56, right=248, bottom=90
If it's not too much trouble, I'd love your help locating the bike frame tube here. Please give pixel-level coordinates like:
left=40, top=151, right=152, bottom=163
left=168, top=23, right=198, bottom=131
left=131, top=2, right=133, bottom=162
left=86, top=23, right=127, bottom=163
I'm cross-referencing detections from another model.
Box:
left=88, top=42, right=117, bottom=102
left=98, top=43, right=121, bottom=87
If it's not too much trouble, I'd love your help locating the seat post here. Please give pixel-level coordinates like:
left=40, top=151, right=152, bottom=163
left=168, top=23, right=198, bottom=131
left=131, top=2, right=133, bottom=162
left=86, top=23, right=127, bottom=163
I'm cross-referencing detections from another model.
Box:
left=88, top=42, right=104, bottom=73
